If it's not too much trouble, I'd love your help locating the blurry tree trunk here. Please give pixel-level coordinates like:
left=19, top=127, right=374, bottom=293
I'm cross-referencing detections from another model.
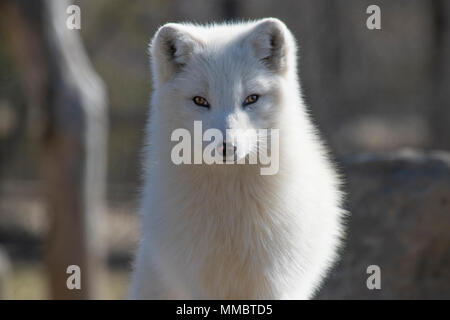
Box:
left=0, top=248, right=11, bottom=299
left=294, top=1, right=343, bottom=151
left=222, top=0, right=239, bottom=19
left=429, top=0, right=450, bottom=149
left=0, top=0, right=107, bottom=299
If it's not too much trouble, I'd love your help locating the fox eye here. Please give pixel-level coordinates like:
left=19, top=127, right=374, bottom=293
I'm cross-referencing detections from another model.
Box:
left=243, top=94, right=259, bottom=106
left=193, top=96, right=210, bottom=108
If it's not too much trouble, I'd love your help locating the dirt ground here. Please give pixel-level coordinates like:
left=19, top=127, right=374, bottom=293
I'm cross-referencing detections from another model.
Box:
left=3, top=263, right=129, bottom=299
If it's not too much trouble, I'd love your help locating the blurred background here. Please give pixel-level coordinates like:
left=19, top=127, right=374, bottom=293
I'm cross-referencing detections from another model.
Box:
left=0, top=0, right=449, bottom=299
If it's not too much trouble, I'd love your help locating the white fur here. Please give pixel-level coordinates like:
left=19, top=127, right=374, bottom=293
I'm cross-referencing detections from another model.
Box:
left=129, top=18, right=345, bottom=299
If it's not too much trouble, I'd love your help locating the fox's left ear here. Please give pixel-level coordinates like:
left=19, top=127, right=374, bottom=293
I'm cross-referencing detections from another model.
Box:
left=245, top=18, right=292, bottom=74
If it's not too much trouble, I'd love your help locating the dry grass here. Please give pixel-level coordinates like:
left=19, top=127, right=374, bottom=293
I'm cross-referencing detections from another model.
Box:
left=2, top=263, right=130, bottom=300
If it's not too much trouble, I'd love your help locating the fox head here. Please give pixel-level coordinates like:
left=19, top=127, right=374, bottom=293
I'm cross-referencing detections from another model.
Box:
left=149, top=18, right=298, bottom=166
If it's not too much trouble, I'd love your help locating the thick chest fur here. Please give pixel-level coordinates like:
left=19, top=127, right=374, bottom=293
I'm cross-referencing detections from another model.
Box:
left=146, top=168, right=301, bottom=298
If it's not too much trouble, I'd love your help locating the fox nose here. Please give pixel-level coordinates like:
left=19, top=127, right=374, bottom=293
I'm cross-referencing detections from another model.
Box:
left=218, top=141, right=237, bottom=158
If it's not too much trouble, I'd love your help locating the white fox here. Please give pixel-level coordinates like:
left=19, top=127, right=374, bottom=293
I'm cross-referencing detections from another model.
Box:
left=129, top=18, right=345, bottom=299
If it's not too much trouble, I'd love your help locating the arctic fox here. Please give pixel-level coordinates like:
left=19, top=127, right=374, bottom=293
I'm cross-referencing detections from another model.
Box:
left=129, top=18, right=345, bottom=299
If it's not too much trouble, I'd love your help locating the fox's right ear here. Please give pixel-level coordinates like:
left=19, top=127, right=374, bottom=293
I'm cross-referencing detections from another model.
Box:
left=150, top=24, right=201, bottom=85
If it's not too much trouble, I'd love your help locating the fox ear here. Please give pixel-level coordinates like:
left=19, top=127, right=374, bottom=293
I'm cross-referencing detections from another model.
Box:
left=150, top=24, right=201, bottom=85
left=246, top=18, right=290, bottom=74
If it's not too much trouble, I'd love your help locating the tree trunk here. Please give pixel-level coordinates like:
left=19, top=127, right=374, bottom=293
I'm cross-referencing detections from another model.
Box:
left=429, top=0, right=450, bottom=149
left=0, top=0, right=108, bottom=299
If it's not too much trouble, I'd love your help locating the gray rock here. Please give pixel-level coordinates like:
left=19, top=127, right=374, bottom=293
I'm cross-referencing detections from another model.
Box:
left=316, top=150, right=450, bottom=299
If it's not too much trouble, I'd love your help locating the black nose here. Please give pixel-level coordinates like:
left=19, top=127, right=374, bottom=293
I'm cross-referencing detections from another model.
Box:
left=222, top=142, right=237, bottom=157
